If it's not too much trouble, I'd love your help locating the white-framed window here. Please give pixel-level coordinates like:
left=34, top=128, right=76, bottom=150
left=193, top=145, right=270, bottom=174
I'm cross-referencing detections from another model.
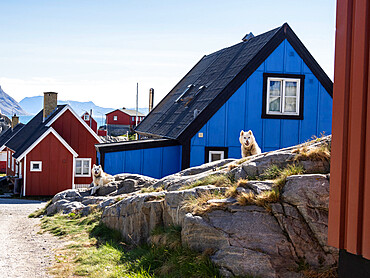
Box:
left=266, top=77, right=300, bottom=115
left=84, top=114, right=90, bottom=121
left=113, top=116, right=118, bottom=121
left=15, top=163, right=19, bottom=175
left=75, top=158, right=91, bottom=177
left=30, top=161, right=42, bottom=172
left=209, top=151, right=225, bottom=162
left=132, top=116, right=135, bottom=122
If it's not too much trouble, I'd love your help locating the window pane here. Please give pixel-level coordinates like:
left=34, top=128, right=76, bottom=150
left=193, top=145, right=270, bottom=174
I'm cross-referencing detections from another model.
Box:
left=285, top=81, right=297, bottom=96
left=269, top=97, right=281, bottom=112
left=284, top=97, right=297, bottom=112
left=269, top=81, right=281, bottom=97
left=33, top=164, right=39, bottom=170
left=211, top=153, right=221, bottom=162
left=83, top=160, right=90, bottom=175
left=76, top=160, right=82, bottom=175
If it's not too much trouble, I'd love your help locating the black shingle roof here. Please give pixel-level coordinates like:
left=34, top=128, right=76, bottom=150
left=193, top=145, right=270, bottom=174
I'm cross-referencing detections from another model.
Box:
left=135, top=23, right=333, bottom=142
left=0, top=123, right=25, bottom=147
left=6, top=105, right=67, bottom=159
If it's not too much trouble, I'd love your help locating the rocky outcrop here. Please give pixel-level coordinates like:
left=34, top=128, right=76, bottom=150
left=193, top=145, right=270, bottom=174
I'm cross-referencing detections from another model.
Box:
left=48, top=136, right=336, bottom=277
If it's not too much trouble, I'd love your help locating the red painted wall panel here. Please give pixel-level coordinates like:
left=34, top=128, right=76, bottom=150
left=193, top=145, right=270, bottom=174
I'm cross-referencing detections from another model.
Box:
left=328, top=0, right=370, bottom=259
left=106, top=110, right=143, bottom=126
left=25, top=133, right=73, bottom=196
left=52, top=109, right=99, bottom=184
left=5, top=147, right=15, bottom=176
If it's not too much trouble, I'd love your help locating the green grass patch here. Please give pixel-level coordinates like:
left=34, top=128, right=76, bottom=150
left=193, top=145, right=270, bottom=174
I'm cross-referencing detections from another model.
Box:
left=41, top=210, right=222, bottom=277
left=28, top=199, right=52, bottom=218
left=274, top=164, right=304, bottom=190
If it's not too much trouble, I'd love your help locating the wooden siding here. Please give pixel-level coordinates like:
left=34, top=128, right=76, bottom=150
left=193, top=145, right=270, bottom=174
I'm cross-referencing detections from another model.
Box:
left=106, top=110, right=143, bottom=126
left=103, top=145, right=182, bottom=179
left=190, top=39, right=333, bottom=167
left=25, top=133, right=73, bottom=196
left=328, top=0, right=370, bottom=259
left=51, top=109, right=99, bottom=184
left=5, top=147, right=16, bottom=176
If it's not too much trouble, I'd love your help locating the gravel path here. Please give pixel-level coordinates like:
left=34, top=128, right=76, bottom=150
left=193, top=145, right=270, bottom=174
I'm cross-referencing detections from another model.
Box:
left=0, top=198, right=64, bottom=278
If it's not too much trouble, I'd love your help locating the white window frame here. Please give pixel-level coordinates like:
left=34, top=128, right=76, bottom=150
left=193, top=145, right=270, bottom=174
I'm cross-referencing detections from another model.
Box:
left=113, top=115, right=118, bottom=121
left=132, top=116, right=135, bottom=121
left=30, top=161, right=42, bottom=172
left=84, top=114, right=90, bottom=121
left=12, top=157, right=14, bottom=171
left=208, top=150, right=225, bottom=163
left=75, top=158, right=91, bottom=177
left=7, top=151, right=10, bottom=166
left=266, top=77, right=300, bottom=116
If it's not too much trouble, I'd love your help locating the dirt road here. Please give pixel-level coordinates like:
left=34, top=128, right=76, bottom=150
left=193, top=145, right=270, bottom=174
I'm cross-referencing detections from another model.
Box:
left=0, top=198, right=63, bottom=278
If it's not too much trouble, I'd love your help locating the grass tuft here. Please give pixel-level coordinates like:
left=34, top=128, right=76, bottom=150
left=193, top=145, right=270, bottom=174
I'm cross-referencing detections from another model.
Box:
left=181, top=174, right=233, bottom=190
left=182, top=190, right=227, bottom=215
left=274, top=164, right=304, bottom=190
left=225, top=184, right=239, bottom=198
left=237, top=178, right=249, bottom=188
left=227, top=163, right=238, bottom=171
left=294, top=146, right=331, bottom=163
left=236, top=191, right=256, bottom=206
left=236, top=188, right=280, bottom=209
left=28, top=199, right=52, bottom=218
left=259, top=165, right=282, bottom=180
left=141, top=185, right=165, bottom=193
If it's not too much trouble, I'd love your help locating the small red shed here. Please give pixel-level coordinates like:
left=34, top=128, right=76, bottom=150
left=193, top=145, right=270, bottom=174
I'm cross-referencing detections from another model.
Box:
left=106, top=108, right=145, bottom=136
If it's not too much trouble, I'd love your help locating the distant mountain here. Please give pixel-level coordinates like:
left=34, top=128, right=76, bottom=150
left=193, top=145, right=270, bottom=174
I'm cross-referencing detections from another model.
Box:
left=19, top=96, right=149, bottom=118
left=0, top=86, right=30, bottom=115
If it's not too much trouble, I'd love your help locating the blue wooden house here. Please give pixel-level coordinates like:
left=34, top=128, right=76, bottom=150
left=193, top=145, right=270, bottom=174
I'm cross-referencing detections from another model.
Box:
left=96, top=23, right=333, bottom=179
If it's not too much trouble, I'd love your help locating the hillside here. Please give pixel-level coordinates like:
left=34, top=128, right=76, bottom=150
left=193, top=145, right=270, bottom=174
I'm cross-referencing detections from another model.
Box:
left=19, top=96, right=149, bottom=117
left=0, top=86, right=29, bottom=115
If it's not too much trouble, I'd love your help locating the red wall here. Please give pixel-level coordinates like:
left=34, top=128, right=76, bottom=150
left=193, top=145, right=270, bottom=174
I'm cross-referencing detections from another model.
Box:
left=52, top=109, right=99, bottom=184
left=82, top=113, right=98, bottom=133
left=25, top=133, right=73, bottom=196
left=328, top=0, right=370, bottom=259
left=106, top=110, right=143, bottom=126
left=0, top=161, right=5, bottom=173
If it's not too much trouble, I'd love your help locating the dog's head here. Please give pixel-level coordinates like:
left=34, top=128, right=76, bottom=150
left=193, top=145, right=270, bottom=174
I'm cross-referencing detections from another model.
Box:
left=239, top=130, right=255, bottom=147
left=92, top=164, right=102, bottom=177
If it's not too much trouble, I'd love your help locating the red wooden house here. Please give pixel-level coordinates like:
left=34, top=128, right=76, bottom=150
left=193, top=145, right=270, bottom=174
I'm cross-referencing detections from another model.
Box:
left=106, top=108, right=145, bottom=136
left=0, top=118, right=24, bottom=175
left=81, top=112, right=98, bottom=133
left=3, top=92, right=102, bottom=196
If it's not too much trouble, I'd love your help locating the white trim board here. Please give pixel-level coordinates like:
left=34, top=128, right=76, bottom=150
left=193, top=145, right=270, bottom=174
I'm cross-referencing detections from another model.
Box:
left=46, top=105, right=103, bottom=143
left=16, top=127, right=78, bottom=162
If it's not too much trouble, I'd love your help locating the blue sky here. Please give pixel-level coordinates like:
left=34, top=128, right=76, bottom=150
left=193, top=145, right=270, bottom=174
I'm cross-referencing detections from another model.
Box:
left=0, top=0, right=336, bottom=109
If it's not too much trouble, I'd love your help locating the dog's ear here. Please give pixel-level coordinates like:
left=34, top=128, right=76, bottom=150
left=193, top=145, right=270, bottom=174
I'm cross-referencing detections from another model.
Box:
left=92, top=164, right=96, bottom=168
left=248, top=130, right=252, bottom=135
left=240, top=130, right=244, bottom=136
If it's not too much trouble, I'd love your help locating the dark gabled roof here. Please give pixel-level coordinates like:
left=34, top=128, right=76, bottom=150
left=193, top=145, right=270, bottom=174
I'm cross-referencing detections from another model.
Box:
left=0, top=123, right=25, bottom=147
left=6, top=105, right=67, bottom=158
left=135, top=23, right=333, bottom=143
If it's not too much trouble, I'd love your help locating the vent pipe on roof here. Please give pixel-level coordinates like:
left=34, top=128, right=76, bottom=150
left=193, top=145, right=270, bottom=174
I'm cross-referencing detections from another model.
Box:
left=149, top=88, right=154, bottom=113
left=11, top=114, right=19, bottom=130
left=242, top=32, right=254, bottom=42
left=43, top=92, right=58, bottom=121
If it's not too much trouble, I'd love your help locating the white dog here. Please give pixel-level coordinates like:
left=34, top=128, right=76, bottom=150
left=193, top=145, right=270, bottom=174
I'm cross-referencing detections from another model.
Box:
left=91, top=164, right=115, bottom=195
left=239, top=130, right=261, bottom=158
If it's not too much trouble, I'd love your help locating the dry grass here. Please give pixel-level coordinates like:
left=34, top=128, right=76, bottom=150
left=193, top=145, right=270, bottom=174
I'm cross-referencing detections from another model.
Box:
left=236, top=157, right=248, bottom=165
left=225, top=184, right=239, bottom=198
left=182, top=190, right=227, bottom=215
left=237, top=189, right=280, bottom=209
left=294, top=146, right=330, bottom=162
left=236, top=191, right=256, bottom=206
left=141, top=185, right=165, bottom=193
left=181, top=174, right=233, bottom=190
left=227, top=163, right=238, bottom=171
left=302, top=267, right=338, bottom=278
left=236, top=178, right=249, bottom=188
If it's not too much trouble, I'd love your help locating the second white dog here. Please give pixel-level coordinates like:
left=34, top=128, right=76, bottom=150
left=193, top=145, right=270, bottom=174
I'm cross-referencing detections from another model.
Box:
left=239, top=130, right=261, bottom=158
